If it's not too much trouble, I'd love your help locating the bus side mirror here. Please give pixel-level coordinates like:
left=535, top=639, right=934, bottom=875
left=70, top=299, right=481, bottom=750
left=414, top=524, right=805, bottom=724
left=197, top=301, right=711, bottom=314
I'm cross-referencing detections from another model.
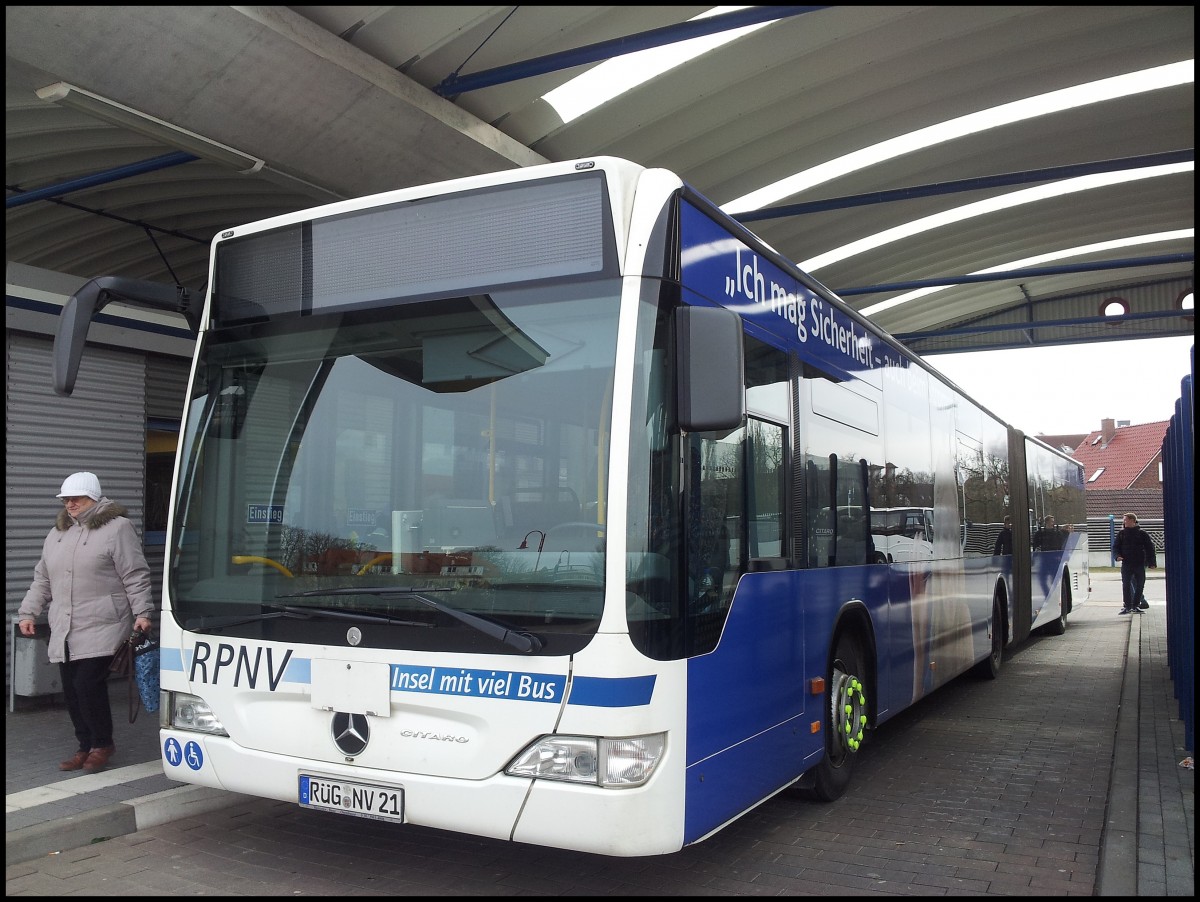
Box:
left=675, top=305, right=745, bottom=435
left=53, top=276, right=199, bottom=396
left=52, top=292, right=99, bottom=396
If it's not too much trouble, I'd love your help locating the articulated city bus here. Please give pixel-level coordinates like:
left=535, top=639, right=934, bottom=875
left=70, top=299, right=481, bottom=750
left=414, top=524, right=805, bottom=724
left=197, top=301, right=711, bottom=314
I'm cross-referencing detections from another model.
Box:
left=53, top=156, right=1088, bottom=856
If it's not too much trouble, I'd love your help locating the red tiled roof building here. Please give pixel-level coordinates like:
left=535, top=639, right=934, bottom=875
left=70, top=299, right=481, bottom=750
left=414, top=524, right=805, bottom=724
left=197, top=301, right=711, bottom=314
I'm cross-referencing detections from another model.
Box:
left=1050, top=418, right=1168, bottom=520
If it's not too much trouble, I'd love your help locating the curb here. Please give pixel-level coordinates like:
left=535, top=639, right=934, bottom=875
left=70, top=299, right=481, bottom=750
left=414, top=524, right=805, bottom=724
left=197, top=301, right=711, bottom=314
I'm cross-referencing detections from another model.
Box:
left=6, top=785, right=243, bottom=865
left=1096, top=609, right=1139, bottom=896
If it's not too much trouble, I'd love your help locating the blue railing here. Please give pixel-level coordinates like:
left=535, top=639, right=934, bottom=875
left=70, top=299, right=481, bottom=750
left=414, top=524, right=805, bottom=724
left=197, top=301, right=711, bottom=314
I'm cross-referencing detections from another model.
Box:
left=1160, top=348, right=1193, bottom=752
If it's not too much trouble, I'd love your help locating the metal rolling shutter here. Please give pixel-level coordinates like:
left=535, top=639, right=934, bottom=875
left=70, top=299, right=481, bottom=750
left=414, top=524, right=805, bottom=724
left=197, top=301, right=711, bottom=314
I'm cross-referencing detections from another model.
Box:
left=6, top=332, right=145, bottom=697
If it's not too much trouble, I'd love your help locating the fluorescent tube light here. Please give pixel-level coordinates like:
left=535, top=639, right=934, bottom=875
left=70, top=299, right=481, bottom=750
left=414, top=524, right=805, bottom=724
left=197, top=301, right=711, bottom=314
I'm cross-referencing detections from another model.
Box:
left=37, top=81, right=264, bottom=174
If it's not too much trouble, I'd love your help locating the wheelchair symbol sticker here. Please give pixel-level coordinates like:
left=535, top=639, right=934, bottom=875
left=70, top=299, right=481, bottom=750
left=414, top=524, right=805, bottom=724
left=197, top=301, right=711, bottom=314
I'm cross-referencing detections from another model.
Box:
left=163, top=737, right=204, bottom=771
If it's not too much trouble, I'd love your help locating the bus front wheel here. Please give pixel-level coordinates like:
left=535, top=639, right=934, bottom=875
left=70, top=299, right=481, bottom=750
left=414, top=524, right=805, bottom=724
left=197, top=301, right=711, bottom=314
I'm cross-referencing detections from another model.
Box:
left=803, top=631, right=869, bottom=803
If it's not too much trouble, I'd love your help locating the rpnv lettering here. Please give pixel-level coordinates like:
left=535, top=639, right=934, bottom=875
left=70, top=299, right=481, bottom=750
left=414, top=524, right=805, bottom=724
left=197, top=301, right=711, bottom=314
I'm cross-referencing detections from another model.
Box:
left=190, top=641, right=293, bottom=691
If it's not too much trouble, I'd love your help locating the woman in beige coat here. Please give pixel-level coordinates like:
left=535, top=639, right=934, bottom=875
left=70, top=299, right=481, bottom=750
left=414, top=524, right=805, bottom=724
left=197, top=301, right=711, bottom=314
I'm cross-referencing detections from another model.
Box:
left=18, top=472, right=154, bottom=773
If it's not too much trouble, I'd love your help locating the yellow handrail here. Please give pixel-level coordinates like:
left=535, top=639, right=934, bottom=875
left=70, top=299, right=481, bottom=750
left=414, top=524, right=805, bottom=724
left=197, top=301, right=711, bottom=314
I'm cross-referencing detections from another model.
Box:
left=231, top=555, right=294, bottom=578
left=355, top=553, right=393, bottom=576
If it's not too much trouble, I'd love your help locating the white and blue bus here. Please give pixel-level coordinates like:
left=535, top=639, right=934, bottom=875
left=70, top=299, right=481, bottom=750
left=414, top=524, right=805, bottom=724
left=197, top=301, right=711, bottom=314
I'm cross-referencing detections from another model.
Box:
left=53, top=156, right=1089, bottom=856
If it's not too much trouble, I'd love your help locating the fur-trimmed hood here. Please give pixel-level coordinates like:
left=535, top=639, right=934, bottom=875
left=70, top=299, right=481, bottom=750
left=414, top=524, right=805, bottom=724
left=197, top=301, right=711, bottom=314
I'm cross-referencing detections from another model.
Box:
left=55, top=497, right=127, bottom=531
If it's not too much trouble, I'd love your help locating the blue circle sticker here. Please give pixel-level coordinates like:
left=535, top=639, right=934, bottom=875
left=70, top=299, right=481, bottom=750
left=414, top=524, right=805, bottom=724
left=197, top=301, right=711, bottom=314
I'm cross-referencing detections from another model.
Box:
left=163, top=736, right=204, bottom=770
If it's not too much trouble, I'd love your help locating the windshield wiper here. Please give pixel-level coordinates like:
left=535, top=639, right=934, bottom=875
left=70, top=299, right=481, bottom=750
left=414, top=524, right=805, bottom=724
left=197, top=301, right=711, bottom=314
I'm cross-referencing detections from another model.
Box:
left=186, top=602, right=430, bottom=632
left=279, top=586, right=544, bottom=653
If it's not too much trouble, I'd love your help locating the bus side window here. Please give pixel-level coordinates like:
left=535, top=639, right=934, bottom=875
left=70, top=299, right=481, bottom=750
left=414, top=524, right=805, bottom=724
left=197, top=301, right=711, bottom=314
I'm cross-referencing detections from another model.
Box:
left=806, top=457, right=834, bottom=567
left=836, top=457, right=870, bottom=566
left=805, top=454, right=870, bottom=567
left=690, top=432, right=742, bottom=606
left=746, top=418, right=786, bottom=563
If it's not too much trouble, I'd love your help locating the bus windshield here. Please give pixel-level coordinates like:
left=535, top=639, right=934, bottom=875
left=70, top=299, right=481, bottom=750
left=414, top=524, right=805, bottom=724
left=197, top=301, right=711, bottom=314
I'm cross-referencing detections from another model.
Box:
left=170, top=281, right=620, bottom=655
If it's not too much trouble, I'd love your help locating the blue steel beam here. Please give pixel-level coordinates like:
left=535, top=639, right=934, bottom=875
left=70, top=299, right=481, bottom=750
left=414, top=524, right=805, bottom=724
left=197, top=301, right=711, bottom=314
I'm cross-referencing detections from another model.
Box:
left=835, top=254, right=1194, bottom=296
left=6, top=151, right=197, bottom=208
left=434, top=7, right=824, bottom=96
left=908, top=328, right=1192, bottom=355
left=734, top=150, right=1195, bottom=222
left=897, top=307, right=1193, bottom=343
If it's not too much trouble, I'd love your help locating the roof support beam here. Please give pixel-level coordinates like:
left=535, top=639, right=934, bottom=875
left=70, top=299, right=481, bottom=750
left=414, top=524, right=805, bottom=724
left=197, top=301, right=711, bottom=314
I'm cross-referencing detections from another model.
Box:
left=900, top=307, right=1192, bottom=343
left=900, top=306, right=1194, bottom=354
left=6, top=152, right=197, bottom=209
left=434, top=6, right=824, bottom=96
left=734, top=150, right=1195, bottom=223
left=836, top=253, right=1194, bottom=296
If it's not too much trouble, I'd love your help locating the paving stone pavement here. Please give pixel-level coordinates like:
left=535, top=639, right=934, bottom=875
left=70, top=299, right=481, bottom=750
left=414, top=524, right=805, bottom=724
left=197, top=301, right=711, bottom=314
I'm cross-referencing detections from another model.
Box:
left=6, top=569, right=1193, bottom=895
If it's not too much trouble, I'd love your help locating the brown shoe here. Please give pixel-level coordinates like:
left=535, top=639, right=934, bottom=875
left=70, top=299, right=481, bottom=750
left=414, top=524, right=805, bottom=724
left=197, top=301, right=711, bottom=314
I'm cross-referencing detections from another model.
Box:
left=59, top=749, right=90, bottom=771
left=82, top=745, right=115, bottom=773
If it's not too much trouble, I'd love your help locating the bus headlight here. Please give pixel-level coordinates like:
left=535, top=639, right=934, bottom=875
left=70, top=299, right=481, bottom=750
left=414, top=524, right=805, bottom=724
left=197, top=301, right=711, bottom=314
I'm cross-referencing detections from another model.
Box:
left=160, top=690, right=229, bottom=736
left=506, top=733, right=665, bottom=787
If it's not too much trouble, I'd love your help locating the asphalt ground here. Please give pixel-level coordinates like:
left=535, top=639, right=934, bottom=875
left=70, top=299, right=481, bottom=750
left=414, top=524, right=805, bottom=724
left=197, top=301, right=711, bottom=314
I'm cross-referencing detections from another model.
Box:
left=6, top=569, right=1193, bottom=896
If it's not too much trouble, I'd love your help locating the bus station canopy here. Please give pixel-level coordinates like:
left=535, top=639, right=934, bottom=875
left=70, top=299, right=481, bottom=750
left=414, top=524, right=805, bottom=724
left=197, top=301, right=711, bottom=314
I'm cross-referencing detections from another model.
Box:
left=5, top=6, right=1193, bottom=354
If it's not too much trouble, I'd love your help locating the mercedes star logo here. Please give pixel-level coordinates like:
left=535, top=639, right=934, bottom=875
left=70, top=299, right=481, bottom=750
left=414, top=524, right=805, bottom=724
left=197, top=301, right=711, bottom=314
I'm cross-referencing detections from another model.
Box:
left=331, top=711, right=370, bottom=756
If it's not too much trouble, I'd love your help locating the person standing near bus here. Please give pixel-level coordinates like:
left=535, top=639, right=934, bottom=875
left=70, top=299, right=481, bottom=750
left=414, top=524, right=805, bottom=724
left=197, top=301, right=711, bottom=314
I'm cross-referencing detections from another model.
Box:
left=1032, top=515, right=1067, bottom=551
left=17, top=472, right=154, bottom=773
left=1112, top=512, right=1157, bottom=615
left=993, top=515, right=1013, bottom=556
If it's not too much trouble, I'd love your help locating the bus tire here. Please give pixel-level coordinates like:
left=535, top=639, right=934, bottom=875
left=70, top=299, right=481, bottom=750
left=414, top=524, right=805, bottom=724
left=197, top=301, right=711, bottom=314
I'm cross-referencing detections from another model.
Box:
left=1043, top=575, right=1070, bottom=636
left=972, top=592, right=1004, bottom=679
left=803, top=631, right=868, bottom=803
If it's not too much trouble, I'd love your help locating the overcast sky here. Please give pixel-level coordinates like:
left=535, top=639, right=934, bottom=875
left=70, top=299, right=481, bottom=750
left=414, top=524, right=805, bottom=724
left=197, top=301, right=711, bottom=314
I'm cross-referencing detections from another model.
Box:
left=928, top=334, right=1193, bottom=436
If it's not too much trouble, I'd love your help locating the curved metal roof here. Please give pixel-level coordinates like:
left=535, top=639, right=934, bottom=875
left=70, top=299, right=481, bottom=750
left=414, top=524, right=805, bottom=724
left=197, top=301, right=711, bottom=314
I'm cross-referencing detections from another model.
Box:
left=5, top=6, right=1194, bottom=354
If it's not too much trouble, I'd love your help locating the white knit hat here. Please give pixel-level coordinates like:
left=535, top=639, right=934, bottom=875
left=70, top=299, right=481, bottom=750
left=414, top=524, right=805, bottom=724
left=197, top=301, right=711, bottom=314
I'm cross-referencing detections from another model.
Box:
left=57, top=471, right=102, bottom=501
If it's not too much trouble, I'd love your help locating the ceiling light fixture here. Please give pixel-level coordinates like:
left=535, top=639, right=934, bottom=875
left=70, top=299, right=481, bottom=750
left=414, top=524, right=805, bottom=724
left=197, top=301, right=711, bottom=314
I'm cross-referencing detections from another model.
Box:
left=36, top=81, right=265, bottom=174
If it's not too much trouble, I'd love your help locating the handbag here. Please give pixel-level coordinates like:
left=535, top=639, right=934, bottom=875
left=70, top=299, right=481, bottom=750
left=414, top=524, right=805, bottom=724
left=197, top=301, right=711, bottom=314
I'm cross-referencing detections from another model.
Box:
left=132, top=631, right=161, bottom=713
left=109, top=628, right=161, bottom=722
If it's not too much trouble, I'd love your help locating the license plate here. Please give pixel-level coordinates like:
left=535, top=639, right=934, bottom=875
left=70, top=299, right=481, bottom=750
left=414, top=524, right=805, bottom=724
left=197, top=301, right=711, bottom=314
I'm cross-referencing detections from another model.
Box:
left=298, top=774, right=404, bottom=823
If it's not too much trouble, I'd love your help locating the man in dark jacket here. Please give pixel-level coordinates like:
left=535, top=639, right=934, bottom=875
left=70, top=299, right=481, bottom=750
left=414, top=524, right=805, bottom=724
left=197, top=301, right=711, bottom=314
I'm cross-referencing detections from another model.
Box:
left=1032, top=515, right=1067, bottom=551
left=1112, top=512, right=1157, bottom=615
left=992, top=515, right=1013, bottom=556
